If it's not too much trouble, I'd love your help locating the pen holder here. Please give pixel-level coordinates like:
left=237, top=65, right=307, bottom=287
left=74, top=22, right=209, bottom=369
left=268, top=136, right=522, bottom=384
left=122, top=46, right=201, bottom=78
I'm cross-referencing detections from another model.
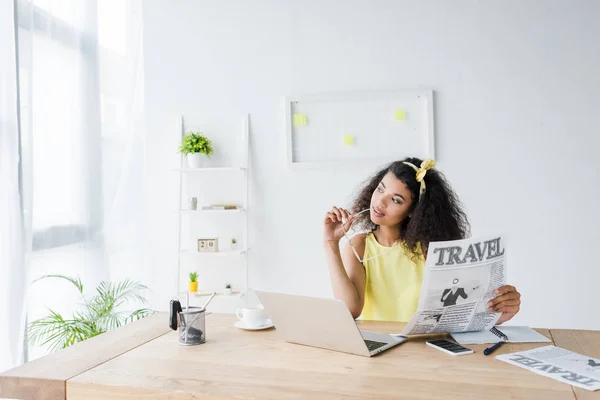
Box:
left=177, top=306, right=206, bottom=346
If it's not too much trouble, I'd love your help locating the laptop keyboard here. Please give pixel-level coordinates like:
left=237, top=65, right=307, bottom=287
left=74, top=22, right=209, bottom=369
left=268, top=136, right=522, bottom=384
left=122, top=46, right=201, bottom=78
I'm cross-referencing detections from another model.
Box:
left=364, top=339, right=387, bottom=352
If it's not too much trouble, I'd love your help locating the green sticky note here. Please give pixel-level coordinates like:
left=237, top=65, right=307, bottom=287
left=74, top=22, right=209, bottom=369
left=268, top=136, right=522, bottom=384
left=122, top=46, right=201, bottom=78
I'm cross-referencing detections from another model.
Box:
left=394, top=110, right=406, bottom=120
left=293, top=114, right=307, bottom=126
left=343, top=135, right=355, bottom=145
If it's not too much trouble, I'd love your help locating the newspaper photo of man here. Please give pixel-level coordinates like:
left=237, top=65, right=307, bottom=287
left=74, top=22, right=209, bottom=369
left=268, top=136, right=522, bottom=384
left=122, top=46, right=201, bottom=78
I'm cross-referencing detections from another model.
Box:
left=440, top=278, right=480, bottom=307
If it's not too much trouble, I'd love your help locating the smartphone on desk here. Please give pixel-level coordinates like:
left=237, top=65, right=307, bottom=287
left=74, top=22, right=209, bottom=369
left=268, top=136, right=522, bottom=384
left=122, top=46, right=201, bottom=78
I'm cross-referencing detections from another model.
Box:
left=426, top=339, right=473, bottom=356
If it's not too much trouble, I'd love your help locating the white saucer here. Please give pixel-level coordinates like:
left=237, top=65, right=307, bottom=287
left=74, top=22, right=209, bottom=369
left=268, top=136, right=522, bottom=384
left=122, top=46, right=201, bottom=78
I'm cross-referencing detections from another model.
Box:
left=234, top=319, right=274, bottom=331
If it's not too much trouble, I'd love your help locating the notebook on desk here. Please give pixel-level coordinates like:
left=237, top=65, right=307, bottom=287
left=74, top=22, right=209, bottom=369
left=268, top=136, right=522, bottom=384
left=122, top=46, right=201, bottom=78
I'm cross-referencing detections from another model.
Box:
left=450, top=326, right=552, bottom=345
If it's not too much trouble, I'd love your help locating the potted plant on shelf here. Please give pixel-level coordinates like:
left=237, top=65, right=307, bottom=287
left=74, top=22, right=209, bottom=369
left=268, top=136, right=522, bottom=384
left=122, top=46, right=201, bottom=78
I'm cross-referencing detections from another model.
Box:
left=230, top=237, right=239, bottom=251
left=188, top=272, right=199, bottom=293
left=179, top=131, right=214, bottom=168
left=224, top=282, right=233, bottom=296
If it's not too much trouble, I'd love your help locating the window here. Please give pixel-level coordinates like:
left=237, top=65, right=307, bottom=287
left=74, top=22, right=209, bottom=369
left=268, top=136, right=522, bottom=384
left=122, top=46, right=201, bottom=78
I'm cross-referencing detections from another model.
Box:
left=17, top=0, right=137, bottom=250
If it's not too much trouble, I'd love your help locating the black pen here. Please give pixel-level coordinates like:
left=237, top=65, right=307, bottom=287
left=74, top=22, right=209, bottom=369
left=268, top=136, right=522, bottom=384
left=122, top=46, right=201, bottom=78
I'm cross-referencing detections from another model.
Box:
left=484, top=340, right=505, bottom=355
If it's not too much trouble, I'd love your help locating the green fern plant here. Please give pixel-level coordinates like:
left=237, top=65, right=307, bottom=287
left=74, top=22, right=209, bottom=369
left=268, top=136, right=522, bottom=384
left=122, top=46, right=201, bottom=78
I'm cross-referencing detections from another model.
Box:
left=27, top=275, right=153, bottom=352
left=179, top=132, right=214, bottom=157
left=189, top=272, right=198, bottom=282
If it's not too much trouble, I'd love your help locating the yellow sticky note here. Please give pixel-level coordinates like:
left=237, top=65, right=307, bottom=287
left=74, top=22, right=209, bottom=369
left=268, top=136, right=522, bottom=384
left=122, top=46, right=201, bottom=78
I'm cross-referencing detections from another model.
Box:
left=394, top=110, right=406, bottom=120
left=343, top=135, right=355, bottom=145
left=293, top=114, right=307, bottom=126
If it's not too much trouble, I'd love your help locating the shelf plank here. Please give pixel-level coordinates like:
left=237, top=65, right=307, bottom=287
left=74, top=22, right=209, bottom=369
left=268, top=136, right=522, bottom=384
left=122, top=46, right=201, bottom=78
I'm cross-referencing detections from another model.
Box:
left=180, top=208, right=245, bottom=214
left=174, top=167, right=246, bottom=172
left=180, top=249, right=246, bottom=256
left=189, top=291, right=242, bottom=297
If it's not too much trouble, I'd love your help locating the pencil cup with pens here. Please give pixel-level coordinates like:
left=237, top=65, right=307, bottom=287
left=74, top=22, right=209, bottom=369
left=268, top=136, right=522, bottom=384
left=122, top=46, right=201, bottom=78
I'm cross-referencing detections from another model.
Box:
left=169, top=292, right=216, bottom=346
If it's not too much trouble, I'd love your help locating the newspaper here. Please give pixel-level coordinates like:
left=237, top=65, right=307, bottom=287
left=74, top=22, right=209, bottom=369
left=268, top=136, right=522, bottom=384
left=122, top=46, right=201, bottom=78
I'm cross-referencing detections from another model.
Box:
left=496, top=346, right=600, bottom=391
left=401, top=235, right=506, bottom=335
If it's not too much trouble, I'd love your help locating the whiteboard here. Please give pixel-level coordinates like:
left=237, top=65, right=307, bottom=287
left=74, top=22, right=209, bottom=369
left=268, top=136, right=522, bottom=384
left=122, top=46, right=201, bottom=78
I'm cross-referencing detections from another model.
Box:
left=284, top=90, right=435, bottom=169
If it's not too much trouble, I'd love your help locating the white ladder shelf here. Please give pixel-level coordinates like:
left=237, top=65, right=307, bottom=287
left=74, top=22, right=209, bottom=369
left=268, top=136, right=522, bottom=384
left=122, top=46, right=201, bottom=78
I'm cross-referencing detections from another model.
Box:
left=175, top=114, right=250, bottom=311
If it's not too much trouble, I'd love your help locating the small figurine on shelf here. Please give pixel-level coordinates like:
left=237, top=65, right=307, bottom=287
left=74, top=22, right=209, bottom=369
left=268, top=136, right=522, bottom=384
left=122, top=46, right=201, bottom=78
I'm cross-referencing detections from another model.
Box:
left=230, top=237, right=239, bottom=251
left=224, top=282, right=233, bottom=296
left=188, top=272, right=198, bottom=293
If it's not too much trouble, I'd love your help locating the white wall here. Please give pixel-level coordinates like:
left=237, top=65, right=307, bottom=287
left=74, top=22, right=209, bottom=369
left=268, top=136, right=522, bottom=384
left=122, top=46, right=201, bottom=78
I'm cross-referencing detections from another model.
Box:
left=143, top=0, right=600, bottom=329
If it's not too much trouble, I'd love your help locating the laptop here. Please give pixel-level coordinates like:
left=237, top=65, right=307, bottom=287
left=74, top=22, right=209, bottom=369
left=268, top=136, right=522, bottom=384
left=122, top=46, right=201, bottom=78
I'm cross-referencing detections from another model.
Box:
left=254, top=290, right=406, bottom=357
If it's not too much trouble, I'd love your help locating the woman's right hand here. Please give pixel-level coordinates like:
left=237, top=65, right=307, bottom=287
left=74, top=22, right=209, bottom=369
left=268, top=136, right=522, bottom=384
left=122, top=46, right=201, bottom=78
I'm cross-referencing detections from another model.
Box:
left=324, top=206, right=355, bottom=243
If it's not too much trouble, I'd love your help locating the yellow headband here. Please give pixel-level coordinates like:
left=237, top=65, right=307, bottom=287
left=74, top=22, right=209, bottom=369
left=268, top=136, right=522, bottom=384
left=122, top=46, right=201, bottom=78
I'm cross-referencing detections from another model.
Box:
left=402, top=159, right=436, bottom=198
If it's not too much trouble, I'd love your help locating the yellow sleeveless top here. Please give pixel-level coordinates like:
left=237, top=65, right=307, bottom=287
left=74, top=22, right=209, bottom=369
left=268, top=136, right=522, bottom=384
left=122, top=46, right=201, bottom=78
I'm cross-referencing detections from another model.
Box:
left=359, top=232, right=426, bottom=322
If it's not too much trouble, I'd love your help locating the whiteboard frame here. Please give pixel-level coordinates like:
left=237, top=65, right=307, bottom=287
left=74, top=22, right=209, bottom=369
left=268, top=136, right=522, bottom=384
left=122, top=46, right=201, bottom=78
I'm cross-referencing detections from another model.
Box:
left=283, top=90, right=435, bottom=169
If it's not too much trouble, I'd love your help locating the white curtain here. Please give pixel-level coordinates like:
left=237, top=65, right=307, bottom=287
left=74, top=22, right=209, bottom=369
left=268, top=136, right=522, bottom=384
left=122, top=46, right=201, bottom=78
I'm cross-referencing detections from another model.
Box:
left=1, top=0, right=146, bottom=370
left=0, top=0, right=27, bottom=372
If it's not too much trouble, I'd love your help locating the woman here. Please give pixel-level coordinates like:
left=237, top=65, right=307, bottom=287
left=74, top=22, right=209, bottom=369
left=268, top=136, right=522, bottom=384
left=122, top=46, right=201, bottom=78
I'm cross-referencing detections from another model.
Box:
left=323, top=157, right=521, bottom=323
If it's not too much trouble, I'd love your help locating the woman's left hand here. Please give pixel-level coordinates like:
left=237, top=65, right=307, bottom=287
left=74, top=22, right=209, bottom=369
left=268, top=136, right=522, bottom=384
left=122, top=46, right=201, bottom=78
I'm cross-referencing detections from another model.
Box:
left=488, top=285, right=521, bottom=324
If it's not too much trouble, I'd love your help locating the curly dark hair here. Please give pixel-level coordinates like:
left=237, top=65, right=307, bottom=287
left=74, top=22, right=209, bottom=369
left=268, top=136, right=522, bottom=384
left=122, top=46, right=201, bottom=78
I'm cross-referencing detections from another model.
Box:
left=351, top=157, right=470, bottom=255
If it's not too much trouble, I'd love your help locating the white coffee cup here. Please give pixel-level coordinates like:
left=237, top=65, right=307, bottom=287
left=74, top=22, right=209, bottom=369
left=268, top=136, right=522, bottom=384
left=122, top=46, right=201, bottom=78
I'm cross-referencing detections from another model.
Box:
left=236, top=307, right=267, bottom=328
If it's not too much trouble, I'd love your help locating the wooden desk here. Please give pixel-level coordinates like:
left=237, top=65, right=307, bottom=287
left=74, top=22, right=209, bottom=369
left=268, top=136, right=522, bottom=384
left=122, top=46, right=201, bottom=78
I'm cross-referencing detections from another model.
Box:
left=1, top=313, right=599, bottom=399
left=552, top=329, right=600, bottom=400
left=0, top=312, right=171, bottom=399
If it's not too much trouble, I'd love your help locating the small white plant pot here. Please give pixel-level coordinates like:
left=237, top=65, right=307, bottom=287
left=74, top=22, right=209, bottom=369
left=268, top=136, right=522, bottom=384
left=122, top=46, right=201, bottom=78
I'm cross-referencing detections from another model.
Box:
left=187, top=153, right=206, bottom=168
left=230, top=242, right=239, bottom=251
left=224, top=288, right=233, bottom=296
